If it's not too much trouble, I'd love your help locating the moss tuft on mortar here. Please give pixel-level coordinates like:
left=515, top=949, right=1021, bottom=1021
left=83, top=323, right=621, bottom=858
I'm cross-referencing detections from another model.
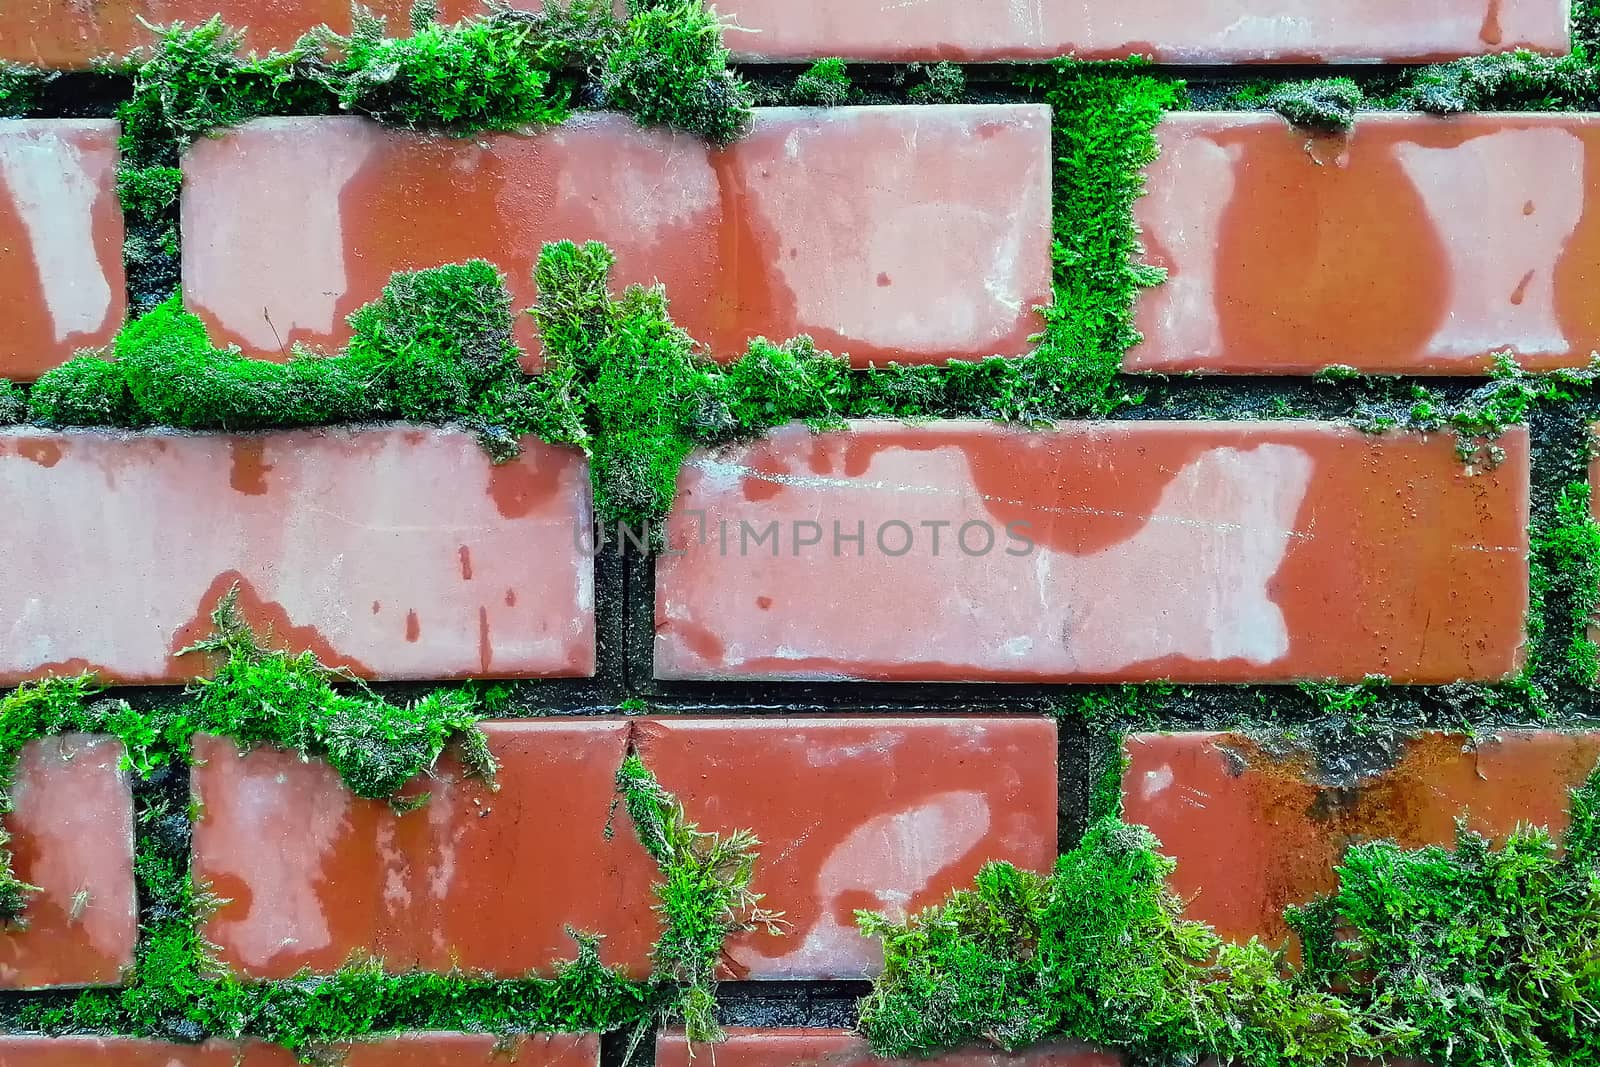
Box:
left=906, top=61, right=966, bottom=104
left=860, top=757, right=1600, bottom=1066
left=1264, top=77, right=1363, bottom=132
left=0, top=62, right=54, bottom=118
left=792, top=58, right=852, bottom=107
left=615, top=750, right=781, bottom=1042
left=1530, top=482, right=1600, bottom=691
left=0, top=379, right=25, bottom=424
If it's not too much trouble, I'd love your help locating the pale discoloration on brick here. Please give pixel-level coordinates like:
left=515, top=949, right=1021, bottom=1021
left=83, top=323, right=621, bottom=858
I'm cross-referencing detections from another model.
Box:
left=655, top=421, right=1529, bottom=684
left=0, top=736, right=136, bottom=990
left=0, top=428, right=594, bottom=684
left=1122, top=731, right=1600, bottom=949
left=1134, top=114, right=1600, bottom=375
left=181, top=108, right=1051, bottom=369
left=0, top=120, right=124, bottom=381
left=192, top=717, right=1054, bottom=981
left=707, top=0, right=1565, bottom=62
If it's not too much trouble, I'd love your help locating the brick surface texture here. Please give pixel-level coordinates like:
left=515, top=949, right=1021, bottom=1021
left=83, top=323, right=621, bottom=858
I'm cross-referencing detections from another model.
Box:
left=0, top=1034, right=600, bottom=1064
left=657, top=421, right=1529, bottom=684
left=1136, top=113, right=1600, bottom=375
left=656, top=1030, right=1122, bottom=1067
left=191, top=717, right=1055, bottom=980
left=0, top=428, right=594, bottom=684
left=181, top=109, right=1051, bottom=368
left=0, top=737, right=136, bottom=990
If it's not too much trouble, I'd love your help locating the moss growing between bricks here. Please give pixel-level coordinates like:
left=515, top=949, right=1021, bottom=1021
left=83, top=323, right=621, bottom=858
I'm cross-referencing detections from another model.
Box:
left=859, top=761, right=1600, bottom=1067
left=2, top=599, right=770, bottom=1057
left=0, top=62, right=54, bottom=118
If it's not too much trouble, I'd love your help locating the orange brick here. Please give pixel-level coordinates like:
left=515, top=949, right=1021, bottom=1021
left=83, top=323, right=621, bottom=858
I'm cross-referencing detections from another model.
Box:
left=180, top=110, right=1051, bottom=369
left=656, top=1030, right=1120, bottom=1067
left=0, top=121, right=124, bottom=382
left=0, top=427, right=594, bottom=684
left=191, top=717, right=1055, bottom=980
left=709, top=0, right=1568, bottom=62
left=655, top=421, right=1529, bottom=684
left=1135, top=113, right=1600, bottom=375
left=1121, top=730, right=1600, bottom=947
left=0, top=1035, right=599, bottom=1066
left=0, top=736, right=136, bottom=990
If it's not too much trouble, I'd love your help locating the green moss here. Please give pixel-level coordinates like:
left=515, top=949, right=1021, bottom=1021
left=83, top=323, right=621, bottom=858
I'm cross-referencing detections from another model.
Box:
left=862, top=760, right=1600, bottom=1066
left=859, top=818, right=1372, bottom=1064
left=322, top=3, right=570, bottom=130
left=907, top=61, right=966, bottom=104
left=1265, top=77, right=1363, bottom=132
left=600, top=0, right=753, bottom=144
left=615, top=751, right=779, bottom=1042
left=1530, top=483, right=1600, bottom=690
left=792, top=58, right=852, bottom=107
left=1402, top=50, right=1600, bottom=113
left=0, top=379, right=25, bottom=425
left=0, top=62, right=53, bottom=118
left=1021, top=59, right=1182, bottom=394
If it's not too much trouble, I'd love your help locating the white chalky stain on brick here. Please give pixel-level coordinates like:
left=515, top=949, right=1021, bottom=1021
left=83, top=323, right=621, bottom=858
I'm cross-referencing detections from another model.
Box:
left=0, top=429, right=592, bottom=681
left=750, top=106, right=1047, bottom=353
left=1, top=737, right=134, bottom=981
left=665, top=436, right=1313, bottom=676
left=551, top=119, right=715, bottom=243
left=1394, top=127, right=1585, bottom=359
left=1142, top=765, right=1175, bottom=800
left=0, top=125, right=112, bottom=342
left=183, top=118, right=379, bottom=350
left=199, top=747, right=349, bottom=969
left=729, top=790, right=989, bottom=978
left=1133, top=132, right=1241, bottom=365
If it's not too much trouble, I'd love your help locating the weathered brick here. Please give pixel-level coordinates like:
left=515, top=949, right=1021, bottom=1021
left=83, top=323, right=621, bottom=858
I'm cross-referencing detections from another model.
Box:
left=1135, top=113, right=1600, bottom=375
left=0, top=1034, right=599, bottom=1065
left=708, top=0, right=1568, bottom=63
left=656, top=421, right=1529, bottom=684
left=1121, top=730, right=1600, bottom=948
left=637, top=716, right=1057, bottom=979
left=656, top=1030, right=1120, bottom=1067
left=0, top=427, right=593, bottom=684
left=180, top=109, right=1051, bottom=369
left=0, top=737, right=136, bottom=989
left=0, top=1, right=433, bottom=67
left=191, top=717, right=1053, bottom=980
left=0, top=120, right=124, bottom=382
left=191, top=722, right=655, bottom=979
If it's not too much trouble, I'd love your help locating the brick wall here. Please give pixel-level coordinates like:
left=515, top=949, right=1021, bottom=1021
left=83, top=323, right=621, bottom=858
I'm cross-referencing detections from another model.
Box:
left=3, top=2, right=1599, bottom=1066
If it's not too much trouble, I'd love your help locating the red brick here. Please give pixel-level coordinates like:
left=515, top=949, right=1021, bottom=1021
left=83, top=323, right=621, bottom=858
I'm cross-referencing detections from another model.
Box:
left=1134, top=113, right=1600, bottom=375
left=655, top=421, right=1529, bottom=684
left=0, top=1035, right=598, bottom=1066
left=0, top=0, right=441, bottom=68
left=0, top=120, right=124, bottom=382
left=637, top=716, right=1057, bottom=979
left=709, top=0, right=1568, bottom=62
left=0, top=427, right=593, bottom=685
left=246, top=1033, right=601, bottom=1066
left=656, top=1030, right=1119, bottom=1067
left=191, top=716, right=1053, bottom=980
left=0, top=736, right=136, bottom=990
left=180, top=109, right=1051, bottom=369
left=1122, top=730, right=1600, bottom=948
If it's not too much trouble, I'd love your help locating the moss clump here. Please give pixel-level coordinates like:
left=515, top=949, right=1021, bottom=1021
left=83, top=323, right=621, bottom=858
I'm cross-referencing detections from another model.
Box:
left=599, top=0, right=753, bottom=144
left=0, top=379, right=25, bottom=424
left=792, top=57, right=852, bottom=107
left=862, top=760, right=1600, bottom=1066
left=1021, top=60, right=1181, bottom=402
left=1403, top=50, right=1600, bottom=113
left=1265, top=77, right=1363, bottom=132
left=907, top=60, right=966, bottom=104
left=0, top=62, right=53, bottom=118
left=1530, top=483, right=1600, bottom=690
left=616, top=751, right=780, bottom=1042
left=322, top=4, right=570, bottom=130
left=859, top=819, right=1372, bottom=1064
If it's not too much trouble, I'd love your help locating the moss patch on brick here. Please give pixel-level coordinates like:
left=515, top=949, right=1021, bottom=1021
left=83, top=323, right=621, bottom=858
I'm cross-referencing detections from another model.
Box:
left=859, top=758, right=1600, bottom=1067
left=0, top=62, right=54, bottom=118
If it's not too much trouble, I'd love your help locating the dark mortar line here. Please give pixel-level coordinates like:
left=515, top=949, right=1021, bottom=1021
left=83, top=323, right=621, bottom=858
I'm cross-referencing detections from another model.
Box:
left=714, top=980, right=868, bottom=1031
